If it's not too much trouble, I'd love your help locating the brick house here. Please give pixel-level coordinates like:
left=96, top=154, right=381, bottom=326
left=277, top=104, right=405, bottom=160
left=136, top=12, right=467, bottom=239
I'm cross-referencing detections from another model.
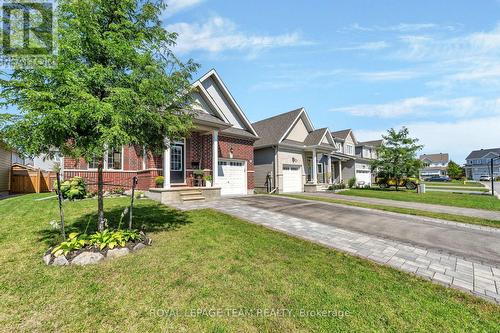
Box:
left=62, top=69, right=258, bottom=201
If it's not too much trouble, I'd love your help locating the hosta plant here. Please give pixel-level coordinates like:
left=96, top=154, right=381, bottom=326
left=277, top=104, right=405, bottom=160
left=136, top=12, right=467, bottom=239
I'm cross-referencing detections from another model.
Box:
left=52, top=232, right=89, bottom=256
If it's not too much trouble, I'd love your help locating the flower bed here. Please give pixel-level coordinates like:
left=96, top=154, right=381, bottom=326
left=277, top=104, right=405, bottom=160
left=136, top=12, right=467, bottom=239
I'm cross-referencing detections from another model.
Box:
left=43, top=230, right=152, bottom=266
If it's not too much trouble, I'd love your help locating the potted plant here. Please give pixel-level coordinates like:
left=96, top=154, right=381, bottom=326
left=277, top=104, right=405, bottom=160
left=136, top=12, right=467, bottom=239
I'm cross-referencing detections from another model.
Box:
left=154, top=176, right=164, bottom=188
left=193, top=170, right=204, bottom=186
left=204, top=174, right=213, bottom=187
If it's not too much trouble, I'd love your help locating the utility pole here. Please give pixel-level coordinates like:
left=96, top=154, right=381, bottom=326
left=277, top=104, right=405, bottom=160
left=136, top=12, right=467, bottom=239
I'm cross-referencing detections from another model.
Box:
left=491, top=156, right=500, bottom=196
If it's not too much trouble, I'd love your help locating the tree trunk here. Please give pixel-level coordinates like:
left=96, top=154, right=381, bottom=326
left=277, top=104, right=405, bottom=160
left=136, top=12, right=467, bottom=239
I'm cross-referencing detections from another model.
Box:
left=97, top=158, right=105, bottom=231
left=395, top=177, right=399, bottom=191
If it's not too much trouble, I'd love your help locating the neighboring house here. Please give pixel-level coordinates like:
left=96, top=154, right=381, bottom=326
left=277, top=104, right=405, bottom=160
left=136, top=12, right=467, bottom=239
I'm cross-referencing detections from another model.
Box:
left=356, top=139, right=383, bottom=184
left=419, top=153, right=449, bottom=178
left=63, top=69, right=259, bottom=199
left=464, top=148, right=500, bottom=180
left=252, top=108, right=338, bottom=193
left=0, top=143, right=12, bottom=193
left=331, top=129, right=381, bottom=186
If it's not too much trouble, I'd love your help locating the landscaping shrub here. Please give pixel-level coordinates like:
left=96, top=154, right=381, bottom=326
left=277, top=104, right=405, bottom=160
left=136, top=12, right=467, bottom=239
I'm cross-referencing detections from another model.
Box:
left=110, top=188, right=125, bottom=195
left=54, top=176, right=87, bottom=200
left=155, top=176, right=164, bottom=187
left=348, top=177, right=356, bottom=188
left=328, top=183, right=346, bottom=191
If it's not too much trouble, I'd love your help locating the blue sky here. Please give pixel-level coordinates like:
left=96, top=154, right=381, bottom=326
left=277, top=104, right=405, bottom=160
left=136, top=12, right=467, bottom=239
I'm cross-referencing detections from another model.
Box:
left=164, top=0, right=500, bottom=163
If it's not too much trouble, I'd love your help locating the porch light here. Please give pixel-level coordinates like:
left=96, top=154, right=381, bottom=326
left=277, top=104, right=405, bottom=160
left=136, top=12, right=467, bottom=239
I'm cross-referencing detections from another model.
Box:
left=229, top=147, right=234, bottom=159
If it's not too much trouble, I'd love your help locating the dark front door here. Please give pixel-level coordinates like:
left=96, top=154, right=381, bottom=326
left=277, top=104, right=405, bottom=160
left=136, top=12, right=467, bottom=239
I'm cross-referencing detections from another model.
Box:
left=170, top=143, right=184, bottom=184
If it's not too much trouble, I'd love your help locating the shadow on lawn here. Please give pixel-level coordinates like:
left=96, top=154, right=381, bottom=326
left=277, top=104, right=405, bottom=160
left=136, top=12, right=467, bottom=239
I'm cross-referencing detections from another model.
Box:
left=38, top=203, right=191, bottom=246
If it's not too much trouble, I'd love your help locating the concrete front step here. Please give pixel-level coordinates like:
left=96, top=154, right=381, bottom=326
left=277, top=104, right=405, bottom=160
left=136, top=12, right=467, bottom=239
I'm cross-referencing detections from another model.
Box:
left=181, top=195, right=206, bottom=202
left=180, top=191, right=202, bottom=196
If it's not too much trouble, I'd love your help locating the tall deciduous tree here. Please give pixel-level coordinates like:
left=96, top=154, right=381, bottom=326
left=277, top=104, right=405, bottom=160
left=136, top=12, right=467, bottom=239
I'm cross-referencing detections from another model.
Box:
left=371, top=127, right=424, bottom=190
left=447, top=160, right=464, bottom=180
left=0, top=0, right=198, bottom=231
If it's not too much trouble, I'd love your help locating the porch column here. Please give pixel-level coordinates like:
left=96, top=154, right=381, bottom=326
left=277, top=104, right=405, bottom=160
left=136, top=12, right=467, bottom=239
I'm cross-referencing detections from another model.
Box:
left=312, top=149, right=318, bottom=184
left=327, top=156, right=332, bottom=184
left=339, top=160, right=343, bottom=183
left=163, top=139, right=171, bottom=189
left=212, top=130, right=218, bottom=185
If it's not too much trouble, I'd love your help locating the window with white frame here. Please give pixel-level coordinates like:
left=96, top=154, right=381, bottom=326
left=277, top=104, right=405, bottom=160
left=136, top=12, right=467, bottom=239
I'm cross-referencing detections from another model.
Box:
left=317, top=163, right=323, bottom=173
left=88, top=147, right=122, bottom=170
left=345, top=144, right=354, bottom=155
left=107, top=147, right=122, bottom=170
left=171, top=145, right=183, bottom=171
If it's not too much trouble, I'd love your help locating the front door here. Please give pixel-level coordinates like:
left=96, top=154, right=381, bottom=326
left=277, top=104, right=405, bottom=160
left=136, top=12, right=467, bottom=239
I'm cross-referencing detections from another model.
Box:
left=170, top=141, right=184, bottom=184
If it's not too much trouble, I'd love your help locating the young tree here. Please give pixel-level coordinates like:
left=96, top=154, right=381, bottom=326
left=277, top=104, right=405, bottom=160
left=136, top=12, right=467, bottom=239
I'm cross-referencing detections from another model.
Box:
left=447, top=160, right=464, bottom=180
left=371, top=127, right=424, bottom=190
left=0, top=0, right=198, bottom=231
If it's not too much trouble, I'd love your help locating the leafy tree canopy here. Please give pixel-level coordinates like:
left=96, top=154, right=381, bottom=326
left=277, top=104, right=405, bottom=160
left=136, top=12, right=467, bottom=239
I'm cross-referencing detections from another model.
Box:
left=0, top=0, right=199, bottom=161
left=447, top=160, right=464, bottom=180
left=371, top=127, right=424, bottom=182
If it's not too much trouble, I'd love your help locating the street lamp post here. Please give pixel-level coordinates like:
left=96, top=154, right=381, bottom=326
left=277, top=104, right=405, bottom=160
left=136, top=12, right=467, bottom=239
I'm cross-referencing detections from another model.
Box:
left=491, top=156, right=500, bottom=196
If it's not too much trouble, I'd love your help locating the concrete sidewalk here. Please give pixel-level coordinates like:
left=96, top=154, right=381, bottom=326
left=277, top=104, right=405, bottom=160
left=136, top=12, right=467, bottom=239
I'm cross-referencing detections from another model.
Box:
left=307, top=192, right=500, bottom=221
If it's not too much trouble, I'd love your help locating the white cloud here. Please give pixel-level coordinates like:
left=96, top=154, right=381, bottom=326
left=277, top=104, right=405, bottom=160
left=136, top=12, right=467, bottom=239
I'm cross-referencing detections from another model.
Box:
left=356, top=70, right=421, bottom=81
left=166, top=16, right=311, bottom=55
left=330, top=97, right=500, bottom=118
left=337, top=41, right=389, bottom=51
left=162, top=0, right=204, bottom=18
left=356, top=115, right=500, bottom=163
left=341, top=22, right=455, bottom=33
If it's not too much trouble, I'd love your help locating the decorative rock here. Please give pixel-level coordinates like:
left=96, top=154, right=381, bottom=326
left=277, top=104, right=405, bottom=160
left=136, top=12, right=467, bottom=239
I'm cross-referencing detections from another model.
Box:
left=132, top=243, right=146, bottom=251
left=52, top=255, right=69, bottom=266
left=106, top=247, right=129, bottom=259
left=43, top=254, right=52, bottom=265
left=71, top=252, right=104, bottom=266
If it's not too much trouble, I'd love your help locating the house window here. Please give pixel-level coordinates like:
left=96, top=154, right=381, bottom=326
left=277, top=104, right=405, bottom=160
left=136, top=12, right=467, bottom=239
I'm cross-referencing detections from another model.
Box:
left=107, top=147, right=122, bottom=170
left=171, top=145, right=183, bottom=171
left=317, top=163, right=323, bottom=174
left=89, top=156, right=99, bottom=169
left=345, top=144, right=354, bottom=155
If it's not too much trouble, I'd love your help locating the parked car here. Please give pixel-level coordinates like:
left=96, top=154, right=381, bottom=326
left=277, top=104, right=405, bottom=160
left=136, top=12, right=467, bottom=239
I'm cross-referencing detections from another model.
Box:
left=479, top=175, right=492, bottom=181
left=425, top=175, right=451, bottom=182
left=375, top=176, right=420, bottom=190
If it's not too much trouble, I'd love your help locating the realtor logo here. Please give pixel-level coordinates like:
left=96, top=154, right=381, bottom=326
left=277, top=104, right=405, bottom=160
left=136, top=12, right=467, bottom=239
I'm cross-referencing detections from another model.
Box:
left=1, top=0, right=56, bottom=67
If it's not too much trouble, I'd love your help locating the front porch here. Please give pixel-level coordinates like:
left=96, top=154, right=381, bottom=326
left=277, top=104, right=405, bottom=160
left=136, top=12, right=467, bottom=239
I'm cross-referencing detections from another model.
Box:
left=302, top=150, right=355, bottom=192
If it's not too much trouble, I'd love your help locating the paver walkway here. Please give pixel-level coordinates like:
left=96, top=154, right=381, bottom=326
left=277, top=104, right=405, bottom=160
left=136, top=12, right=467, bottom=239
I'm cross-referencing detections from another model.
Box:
left=172, top=195, right=500, bottom=303
left=308, top=192, right=500, bottom=220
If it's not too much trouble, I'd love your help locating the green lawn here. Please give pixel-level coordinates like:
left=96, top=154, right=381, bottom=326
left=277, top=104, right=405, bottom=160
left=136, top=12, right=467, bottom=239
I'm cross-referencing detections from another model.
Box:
left=340, top=188, right=500, bottom=211
left=282, top=194, right=500, bottom=229
left=1, top=195, right=499, bottom=332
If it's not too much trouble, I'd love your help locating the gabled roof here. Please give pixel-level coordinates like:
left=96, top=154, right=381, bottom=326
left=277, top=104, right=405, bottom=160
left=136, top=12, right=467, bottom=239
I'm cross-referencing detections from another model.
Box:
left=252, top=108, right=304, bottom=147
left=419, top=153, right=449, bottom=164
left=357, top=139, right=383, bottom=148
left=331, top=128, right=358, bottom=145
left=191, top=69, right=258, bottom=138
left=466, top=148, right=500, bottom=160
left=331, top=129, right=351, bottom=140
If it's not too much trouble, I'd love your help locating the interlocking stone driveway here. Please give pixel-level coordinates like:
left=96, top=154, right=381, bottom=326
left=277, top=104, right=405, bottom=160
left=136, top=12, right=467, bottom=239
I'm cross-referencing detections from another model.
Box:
left=173, top=195, right=500, bottom=303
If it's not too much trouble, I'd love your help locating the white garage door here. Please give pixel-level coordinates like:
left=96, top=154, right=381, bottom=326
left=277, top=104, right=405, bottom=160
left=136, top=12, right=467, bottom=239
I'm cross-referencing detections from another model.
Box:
left=282, top=165, right=303, bottom=193
left=218, top=160, right=247, bottom=196
left=356, top=170, right=372, bottom=186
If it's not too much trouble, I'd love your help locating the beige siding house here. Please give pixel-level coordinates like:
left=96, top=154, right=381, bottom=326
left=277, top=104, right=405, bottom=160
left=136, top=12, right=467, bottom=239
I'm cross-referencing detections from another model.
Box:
left=0, top=144, right=12, bottom=193
left=252, top=108, right=339, bottom=193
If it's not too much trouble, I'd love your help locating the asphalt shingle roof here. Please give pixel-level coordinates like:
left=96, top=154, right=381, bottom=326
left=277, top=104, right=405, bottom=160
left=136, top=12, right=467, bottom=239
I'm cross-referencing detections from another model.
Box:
left=465, top=148, right=500, bottom=160
left=304, top=128, right=328, bottom=146
left=252, top=108, right=303, bottom=147
left=358, top=139, right=383, bottom=147
left=331, top=129, right=351, bottom=140
left=419, top=153, right=449, bottom=164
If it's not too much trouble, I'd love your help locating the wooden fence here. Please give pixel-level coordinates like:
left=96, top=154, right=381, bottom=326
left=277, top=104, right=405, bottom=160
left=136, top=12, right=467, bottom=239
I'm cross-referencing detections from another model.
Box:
left=10, top=164, right=56, bottom=194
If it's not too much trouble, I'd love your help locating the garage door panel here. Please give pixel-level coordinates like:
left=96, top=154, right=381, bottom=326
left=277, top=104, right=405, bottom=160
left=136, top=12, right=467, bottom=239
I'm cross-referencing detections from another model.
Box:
left=218, top=160, right=246, bottom=196
left=283, top=165, right=302, bottom=193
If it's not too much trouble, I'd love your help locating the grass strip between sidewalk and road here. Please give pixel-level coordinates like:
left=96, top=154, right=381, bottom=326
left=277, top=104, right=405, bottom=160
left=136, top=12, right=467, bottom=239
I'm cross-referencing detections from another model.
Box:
left=339, top=189, right=500, bottom=211
left=280, top=194, right=500, bottom=229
